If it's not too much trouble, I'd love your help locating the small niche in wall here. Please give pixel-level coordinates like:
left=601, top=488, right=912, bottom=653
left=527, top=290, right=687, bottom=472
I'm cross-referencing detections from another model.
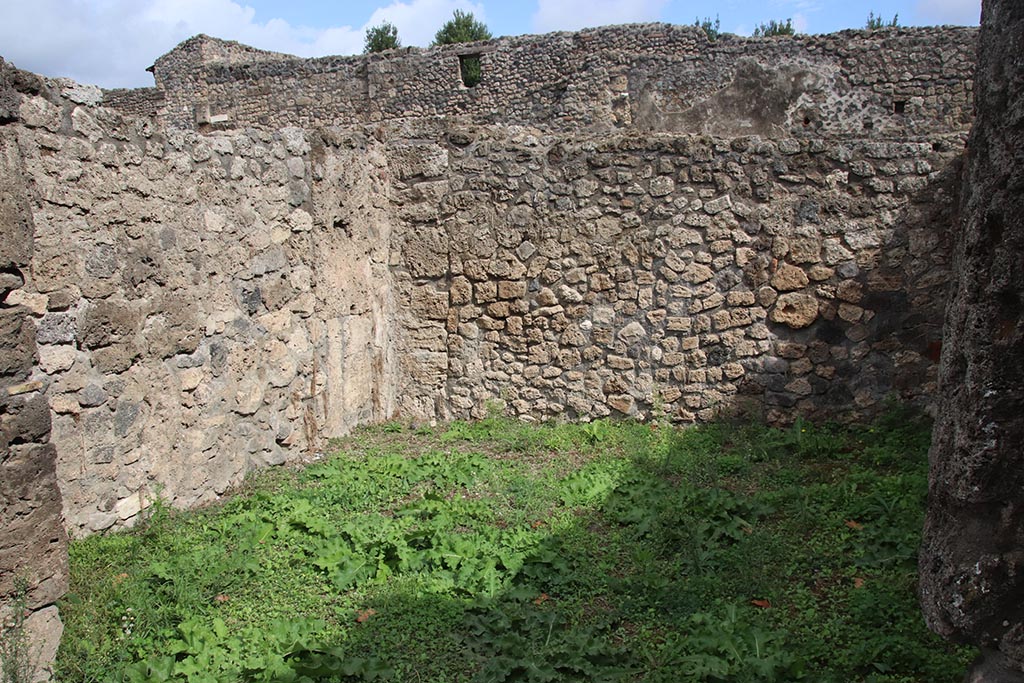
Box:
left=893, top=100, right=907, bottom=114
left=459, top=54, right=482, bottom=88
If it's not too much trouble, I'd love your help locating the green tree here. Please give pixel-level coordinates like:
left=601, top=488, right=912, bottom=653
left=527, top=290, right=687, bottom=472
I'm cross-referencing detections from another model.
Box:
left=866, top=11, right=899, bottom=29
left=433, top=10, right=492, bottom=88
left=364, top=21, right=400, bottom=53
left=432, top=9, right=492, bottom=45
left=695, top=15, right=721, bottom=41
left=753, top=18, right=796, bottom=37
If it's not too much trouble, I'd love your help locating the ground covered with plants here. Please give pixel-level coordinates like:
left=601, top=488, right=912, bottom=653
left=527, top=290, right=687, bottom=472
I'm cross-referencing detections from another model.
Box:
left=58, top=408, right=972, bottom=682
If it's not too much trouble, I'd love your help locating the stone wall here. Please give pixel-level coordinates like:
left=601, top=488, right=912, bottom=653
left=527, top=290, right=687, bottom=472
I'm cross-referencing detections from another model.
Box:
left=1, top=58, right=67, bottom=680
left=11, top=84, right=396, bottom=537
left=0, top=23, right=978, bottom=532
left=4, top=80, right=968, bottom=537
left=386, top=125, right=962, bottom=425
left=125, top=25, right=976, bottom=139
left=101, top=87, right=165, bottom=119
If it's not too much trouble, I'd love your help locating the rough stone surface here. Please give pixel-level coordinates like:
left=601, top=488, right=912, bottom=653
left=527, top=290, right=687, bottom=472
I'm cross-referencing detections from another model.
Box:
left=1, top=84, right=67, bottom=679
left=0, top=97, right=964, bottom=533
left=919, top=0, right=1024, bottom=678
left=24, top=605, right=63, bottom=682
left=116, top=27, right=975, bottom=140
left=769, top=293, right=819, bottom=328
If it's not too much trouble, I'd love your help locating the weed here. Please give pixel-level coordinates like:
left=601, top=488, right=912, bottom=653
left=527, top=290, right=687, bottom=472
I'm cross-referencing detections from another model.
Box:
left=695, top=15, right=721, bottom=41
left=753, top=18, right=796, bottom=36
left=462, top=596, right=630, bottom=682
left=0, top=576, right=37, bottom=683
left=677, top=604, right=802, bottom=682
left=866, top=11, right=899, bottom=29
left=57, top=413, right=972, bottom=682
left=580, top=419, right=611, bottom=445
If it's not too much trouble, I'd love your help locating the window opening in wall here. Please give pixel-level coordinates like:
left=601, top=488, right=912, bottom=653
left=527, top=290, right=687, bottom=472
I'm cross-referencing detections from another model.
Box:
left=459, top=54, right=482, bottom=88
left=893, top=100, right=907, bottom=114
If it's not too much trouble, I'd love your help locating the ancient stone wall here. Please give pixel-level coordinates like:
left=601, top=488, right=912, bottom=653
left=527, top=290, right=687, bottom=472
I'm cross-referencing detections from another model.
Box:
left=128, top=25, right=976, bottom=139
left=1, top=58, right=67, bottom=680
left=10, top=84, right=396, bottom=537
left=101, top=87, right=165, bottom=119
left=3, top=88, right=967, bottom=537
left=0, top=23, right=977, bottom=531
left=386, top=125, right=962, bottom=424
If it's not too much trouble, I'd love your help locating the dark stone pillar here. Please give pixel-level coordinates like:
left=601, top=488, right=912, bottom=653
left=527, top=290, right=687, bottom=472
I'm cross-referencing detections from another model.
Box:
left=919, top=0, right=1024, bottom=680
left=0, top=58, right=68, bottom=680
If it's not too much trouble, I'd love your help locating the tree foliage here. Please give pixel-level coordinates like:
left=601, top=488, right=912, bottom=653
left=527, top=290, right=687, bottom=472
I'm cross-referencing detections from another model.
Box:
left=432, top=9, right=492, bottom=46
left=866, top=12, right=899, bottom=29
left=753, top=18, right=796, bottom=37
left=695, top=15, right=721, bottom=41
left=364, top=21, right=400, bottom=53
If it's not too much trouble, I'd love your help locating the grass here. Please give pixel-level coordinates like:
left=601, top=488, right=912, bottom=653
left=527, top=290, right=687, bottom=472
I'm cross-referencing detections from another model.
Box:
left=56, top=406, right=972, bottom=682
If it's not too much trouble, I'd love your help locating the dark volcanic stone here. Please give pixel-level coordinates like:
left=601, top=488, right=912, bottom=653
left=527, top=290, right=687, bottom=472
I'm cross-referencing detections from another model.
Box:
left=919, top=0, right=1024, bottom=679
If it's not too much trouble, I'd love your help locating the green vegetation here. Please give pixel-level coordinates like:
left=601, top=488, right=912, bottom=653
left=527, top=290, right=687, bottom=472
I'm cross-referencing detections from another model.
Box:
left=1, top=576, right=37, bottom=683
left=432, top=10, right=492, bottom=46
left=694, top=15, right=721, bottom=41
left=753, top=19, right=796, bottom=37
left=364, top=22, right=401, bottom=53
left=57, top=409, right=971, bottom=682
left=866, top=12, right=900, bottom=29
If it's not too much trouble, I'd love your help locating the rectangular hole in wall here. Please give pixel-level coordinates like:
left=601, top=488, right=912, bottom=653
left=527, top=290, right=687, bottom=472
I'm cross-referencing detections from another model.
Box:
left=459, top=54, right=482, bottom=88
left=893, top=100, right=907, bottom=114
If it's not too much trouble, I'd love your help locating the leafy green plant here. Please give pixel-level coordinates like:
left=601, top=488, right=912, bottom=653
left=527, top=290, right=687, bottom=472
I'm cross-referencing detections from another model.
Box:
left=581, top=419, right=611, bottom=445
left=1, top=576, right=36, bottom=683
left=678, top=604, right=803, bottom=682
left=847, top=473, right=927, bottom=568
left=866, top=12, right=899, bottom=29
left=558, top=465, right=619, bottom=506
left=122, top=616, right=389, bottom=683
left=364, top=21, right=400, bottom=53
left=757, top=416, right=847, bottom=460
left=58, top=413, right=972, bottom=683
left=604, top=476, right=769, bottom=555
left=462, top=597, right=630, bottom=682
left=753, top=19, right=796, bottom=37
left=695, top=15, right=722, bottom=41
left=432, top=9, right=492, bottom=45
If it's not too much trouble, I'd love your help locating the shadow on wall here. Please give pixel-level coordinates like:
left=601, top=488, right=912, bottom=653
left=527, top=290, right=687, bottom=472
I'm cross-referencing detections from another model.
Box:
left=751, top=148, right=961, bottom=424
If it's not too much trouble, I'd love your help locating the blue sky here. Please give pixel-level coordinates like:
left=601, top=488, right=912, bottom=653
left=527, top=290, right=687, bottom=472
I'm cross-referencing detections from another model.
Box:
left=0, top=0, right=980, bottom=88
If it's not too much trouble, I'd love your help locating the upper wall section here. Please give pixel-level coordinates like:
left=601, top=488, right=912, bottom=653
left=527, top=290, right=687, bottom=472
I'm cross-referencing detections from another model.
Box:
left=106, top=25, right=977, bottom=137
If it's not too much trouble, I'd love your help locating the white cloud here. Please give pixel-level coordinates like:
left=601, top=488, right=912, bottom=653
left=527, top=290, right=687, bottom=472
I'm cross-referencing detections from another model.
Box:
left=769, top=0, right=821, bottom=13
left=913, top=0, right=981, bottom=25
left=0, top=0, right=481, bottom=89
left=532, top=0, right=668, bottom=34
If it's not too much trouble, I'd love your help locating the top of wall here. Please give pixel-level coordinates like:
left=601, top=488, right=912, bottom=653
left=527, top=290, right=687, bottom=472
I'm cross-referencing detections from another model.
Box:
left=105, top=23, right=978, bottom=139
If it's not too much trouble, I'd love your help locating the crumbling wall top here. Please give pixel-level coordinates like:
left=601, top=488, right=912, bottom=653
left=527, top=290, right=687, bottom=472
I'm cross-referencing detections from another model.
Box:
left=150, top=34, right=296, bottom=76
left=113, top=23, right=977, bottom=137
